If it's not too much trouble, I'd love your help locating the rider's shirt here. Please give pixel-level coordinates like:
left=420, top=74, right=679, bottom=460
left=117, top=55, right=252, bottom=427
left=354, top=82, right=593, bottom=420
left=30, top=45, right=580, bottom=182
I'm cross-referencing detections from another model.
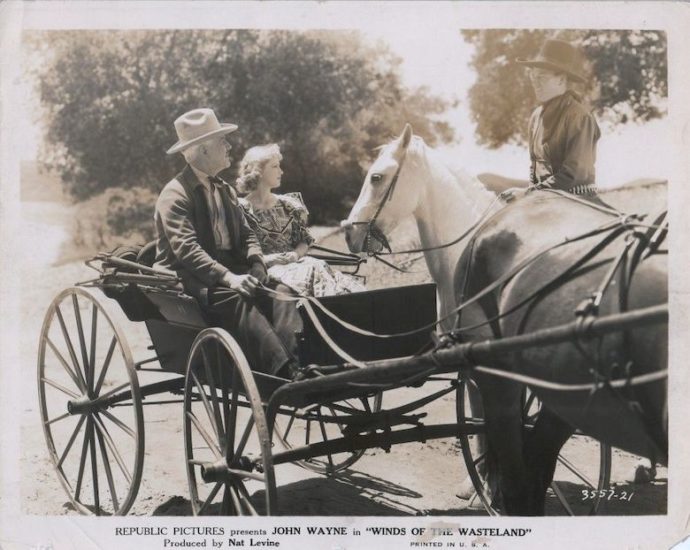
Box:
left=528, top=91, right=601, bottom=195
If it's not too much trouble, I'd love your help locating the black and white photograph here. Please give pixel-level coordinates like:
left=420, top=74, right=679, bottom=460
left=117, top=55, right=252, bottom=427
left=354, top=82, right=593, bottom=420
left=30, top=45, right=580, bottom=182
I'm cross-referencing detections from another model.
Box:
left=1, top=2, right=689, bottom=549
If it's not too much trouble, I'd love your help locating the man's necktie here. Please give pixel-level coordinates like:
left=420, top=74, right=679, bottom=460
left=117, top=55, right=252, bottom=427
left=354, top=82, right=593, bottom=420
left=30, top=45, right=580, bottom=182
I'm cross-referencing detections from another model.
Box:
left=207, top=176, right=225, bottom=247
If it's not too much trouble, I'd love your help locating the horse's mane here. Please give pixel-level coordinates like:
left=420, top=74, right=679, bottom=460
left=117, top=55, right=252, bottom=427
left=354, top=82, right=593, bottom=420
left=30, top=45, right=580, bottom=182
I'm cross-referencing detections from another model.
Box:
left=404, top=136, right=496, bottom=215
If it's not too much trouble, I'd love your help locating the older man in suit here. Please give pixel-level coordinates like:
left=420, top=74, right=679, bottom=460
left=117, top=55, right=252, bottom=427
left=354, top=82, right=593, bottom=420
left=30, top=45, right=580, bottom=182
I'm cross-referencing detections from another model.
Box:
left=154, top=108, right=301, bottom=379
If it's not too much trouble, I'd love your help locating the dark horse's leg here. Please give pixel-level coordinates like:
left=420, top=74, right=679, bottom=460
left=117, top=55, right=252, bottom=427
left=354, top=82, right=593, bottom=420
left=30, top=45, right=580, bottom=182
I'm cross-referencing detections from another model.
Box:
left=476, top=373, right=529, bottom=515
left=523, top=406, right=574, bottom=515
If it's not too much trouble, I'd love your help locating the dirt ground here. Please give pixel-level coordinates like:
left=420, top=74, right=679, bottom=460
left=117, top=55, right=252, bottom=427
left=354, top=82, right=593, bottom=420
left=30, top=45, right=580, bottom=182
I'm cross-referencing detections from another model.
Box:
left=19, top=175, right=668, bottom=517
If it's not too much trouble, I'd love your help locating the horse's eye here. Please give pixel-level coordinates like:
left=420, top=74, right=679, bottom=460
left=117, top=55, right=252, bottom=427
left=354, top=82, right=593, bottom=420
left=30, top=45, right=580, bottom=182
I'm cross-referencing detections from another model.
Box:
left=370, top=173, right=383, bottom=184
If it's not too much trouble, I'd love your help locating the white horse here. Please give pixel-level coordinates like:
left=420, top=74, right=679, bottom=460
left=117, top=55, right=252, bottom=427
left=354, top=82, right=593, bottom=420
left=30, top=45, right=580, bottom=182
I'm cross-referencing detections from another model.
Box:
left=343, top=124, right=662, bottom=511
left=343, top=125, right=495, bottom=331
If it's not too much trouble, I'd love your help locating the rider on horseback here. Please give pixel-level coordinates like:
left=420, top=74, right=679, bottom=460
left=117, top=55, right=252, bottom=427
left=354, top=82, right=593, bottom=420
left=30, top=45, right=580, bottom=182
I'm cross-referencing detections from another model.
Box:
left=518, top=39, right=602, bottom=198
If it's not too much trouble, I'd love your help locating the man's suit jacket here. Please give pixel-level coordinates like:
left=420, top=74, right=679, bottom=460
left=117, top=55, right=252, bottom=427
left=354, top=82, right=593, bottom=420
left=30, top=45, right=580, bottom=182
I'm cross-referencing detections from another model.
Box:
left=154, top=165, right=264, bottom=301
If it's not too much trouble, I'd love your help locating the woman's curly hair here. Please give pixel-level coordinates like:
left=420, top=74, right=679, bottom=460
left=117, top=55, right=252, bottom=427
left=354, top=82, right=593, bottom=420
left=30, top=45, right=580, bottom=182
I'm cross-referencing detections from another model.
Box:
left=236, top=143, right=282, bottom=194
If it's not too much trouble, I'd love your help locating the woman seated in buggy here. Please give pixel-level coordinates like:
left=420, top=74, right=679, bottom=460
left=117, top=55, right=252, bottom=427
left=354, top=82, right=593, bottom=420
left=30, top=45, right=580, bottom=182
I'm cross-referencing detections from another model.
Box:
left=236, top=143, right=365, bottom=297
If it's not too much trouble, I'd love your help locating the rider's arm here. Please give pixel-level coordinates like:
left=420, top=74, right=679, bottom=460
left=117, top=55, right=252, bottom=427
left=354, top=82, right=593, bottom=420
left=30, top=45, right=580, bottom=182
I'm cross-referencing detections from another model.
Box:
left=551, top=110, right=600, bottom=191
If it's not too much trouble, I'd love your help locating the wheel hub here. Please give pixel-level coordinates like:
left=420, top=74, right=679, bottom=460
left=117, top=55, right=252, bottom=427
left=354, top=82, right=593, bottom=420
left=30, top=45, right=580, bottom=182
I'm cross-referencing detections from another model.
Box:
left=67, top=395, right=100, bottom=415
left=200, top=456, right=258, bottom=483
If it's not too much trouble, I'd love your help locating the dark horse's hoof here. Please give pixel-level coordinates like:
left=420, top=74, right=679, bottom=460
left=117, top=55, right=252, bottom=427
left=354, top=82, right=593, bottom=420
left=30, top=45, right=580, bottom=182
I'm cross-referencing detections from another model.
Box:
left=632, top=460, right=657, bottom=484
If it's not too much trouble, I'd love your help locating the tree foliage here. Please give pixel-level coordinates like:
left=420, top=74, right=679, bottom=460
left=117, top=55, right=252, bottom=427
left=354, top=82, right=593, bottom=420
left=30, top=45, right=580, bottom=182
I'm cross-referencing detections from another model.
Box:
left=28, top=30, right=453, bottom=223
left=462, top=30, right=667, bottom=148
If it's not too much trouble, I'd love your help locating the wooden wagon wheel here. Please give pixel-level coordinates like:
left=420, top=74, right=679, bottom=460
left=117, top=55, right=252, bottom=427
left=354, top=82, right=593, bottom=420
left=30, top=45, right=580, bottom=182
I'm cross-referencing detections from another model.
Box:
left=184, top=328, right=277, bottom=516
left=456, top=375, right=611, bottom=516
left=37, top=287, right=144, bottom=516
left=273, top=393, right=383, bottom=475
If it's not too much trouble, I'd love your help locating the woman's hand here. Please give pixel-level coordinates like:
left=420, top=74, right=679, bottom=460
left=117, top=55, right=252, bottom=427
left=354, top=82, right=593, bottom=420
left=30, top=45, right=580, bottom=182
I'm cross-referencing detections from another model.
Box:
left=265, top=252, right=299, bottom=266
left=295, top=242, right=309, bottom=258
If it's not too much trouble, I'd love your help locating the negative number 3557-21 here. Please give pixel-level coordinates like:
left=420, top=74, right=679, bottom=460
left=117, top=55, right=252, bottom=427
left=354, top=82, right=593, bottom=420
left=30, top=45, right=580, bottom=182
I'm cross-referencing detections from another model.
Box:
left=581, top=489, right=634, bottom=501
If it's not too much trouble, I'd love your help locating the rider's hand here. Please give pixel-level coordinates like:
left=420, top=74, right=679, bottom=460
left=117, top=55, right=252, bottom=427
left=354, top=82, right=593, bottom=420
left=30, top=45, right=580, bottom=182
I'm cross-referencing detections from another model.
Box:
left=221, top=272, right=259, bottom=298
left=295, top=243, right=309, bottom=258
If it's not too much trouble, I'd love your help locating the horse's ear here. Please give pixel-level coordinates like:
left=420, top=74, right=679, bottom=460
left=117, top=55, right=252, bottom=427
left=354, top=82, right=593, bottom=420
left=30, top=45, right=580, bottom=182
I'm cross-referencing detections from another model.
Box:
left=401, top=123, right=413, bottom=149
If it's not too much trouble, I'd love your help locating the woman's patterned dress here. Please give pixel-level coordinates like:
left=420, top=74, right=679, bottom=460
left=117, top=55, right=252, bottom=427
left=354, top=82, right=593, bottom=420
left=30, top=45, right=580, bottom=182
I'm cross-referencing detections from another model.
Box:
left=240, top=192, right=364, bottom=297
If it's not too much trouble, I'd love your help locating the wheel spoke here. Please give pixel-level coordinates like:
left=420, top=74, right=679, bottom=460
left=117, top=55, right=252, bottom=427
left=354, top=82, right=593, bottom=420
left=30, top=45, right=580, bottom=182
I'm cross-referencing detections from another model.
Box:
left=221, top=484, right=231, bottom=515
left=92, top=414, right=132, bottom=484
left=55, top=305, right=88, bottom=390
left=45, top=412, right=71, bottom=426
left=228, top=482, right=242, bottom=515
left=228, top=468, right=265, bottom=483
left=94, top=336, right=117, bottom=395
left=191, top=371, right=221, bottom=442
left=100, top=409, right=136, bottom=439
left=72, top=294, right=93, bottom=392
left=235, top=480, right=259, bottom=516
left=89, top=304, right=98, bottom=393
left=74, top=417, right=91, bottom=502
left=89, top=419, right=101, bottom=515
left=198, top=482, right=222, bottom=515
left=551, top=481, right=575, bottom=516
left=95, top=426, right=119, bottom=513
left=557, top=454, right=596, bottom=488
left=233, top=416, right=255, bottom=463
left=317, top=411, right=334, bottom=472
left=227, top=389, right=240, bottom=462
left=328, top=406, right=345, bottom=432
left=45, top=337, right=86, bottom=393
left=58, top=414, right=87, bottom=467
left=96, top=382, right=130, bottom=403
left=187, top=412, right=222, bottom=460
left=473, top=450, right=488, bottom=466
left=281, top=410, right=297, bottom=441
left=200, top=346, right=225, bottom=444
left=41, top=377, right=80, bottom=399
left=222, top=362, right=236, bottom=460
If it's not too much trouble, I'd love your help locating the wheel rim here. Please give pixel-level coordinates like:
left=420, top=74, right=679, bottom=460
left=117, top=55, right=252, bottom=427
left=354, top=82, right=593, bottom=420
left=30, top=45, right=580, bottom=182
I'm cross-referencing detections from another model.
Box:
left=184, top=329, right=276, bottom=516
left=273, top=393, right=382, bottom=475
left=37, top=287, right=144, bottom=516
left=456, top=376, right=611, bottom=516
left=522, top=389, right=612, bottom=515
left=456, top=376, right=497, bottom=515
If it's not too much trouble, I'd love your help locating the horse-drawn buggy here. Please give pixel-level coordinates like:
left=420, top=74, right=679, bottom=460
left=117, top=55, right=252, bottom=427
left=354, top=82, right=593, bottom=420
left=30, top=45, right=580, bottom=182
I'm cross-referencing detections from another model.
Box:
left=37, top=127, right=669, bottom=517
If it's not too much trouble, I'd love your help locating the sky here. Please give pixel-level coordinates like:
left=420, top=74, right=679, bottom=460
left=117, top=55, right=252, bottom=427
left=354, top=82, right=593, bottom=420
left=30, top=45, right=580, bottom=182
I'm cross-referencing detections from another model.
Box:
left=19, top=29, right=671, bottom=188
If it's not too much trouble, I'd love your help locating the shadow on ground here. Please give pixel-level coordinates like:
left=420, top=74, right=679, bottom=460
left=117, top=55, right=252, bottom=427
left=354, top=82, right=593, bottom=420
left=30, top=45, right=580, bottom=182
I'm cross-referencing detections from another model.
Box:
left=151, top=470, right=488, bottom=516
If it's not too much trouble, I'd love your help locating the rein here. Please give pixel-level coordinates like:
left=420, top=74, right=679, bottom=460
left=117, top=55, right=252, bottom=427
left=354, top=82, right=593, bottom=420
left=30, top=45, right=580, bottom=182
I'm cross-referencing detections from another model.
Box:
left=258, top=214, right=651, bottom=345
left=350, top=144, right=624, bottom=276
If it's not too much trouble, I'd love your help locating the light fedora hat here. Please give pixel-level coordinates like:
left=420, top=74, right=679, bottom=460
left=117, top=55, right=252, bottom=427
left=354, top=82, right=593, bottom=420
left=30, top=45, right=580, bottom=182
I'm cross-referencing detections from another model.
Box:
left=166, top=108, right=238, bottom=155
left=516, top=39, right=587, bottom=83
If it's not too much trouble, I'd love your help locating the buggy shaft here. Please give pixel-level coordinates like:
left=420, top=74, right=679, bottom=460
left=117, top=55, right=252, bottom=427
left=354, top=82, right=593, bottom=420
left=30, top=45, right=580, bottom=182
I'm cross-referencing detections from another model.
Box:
left=268, top=304, right=667, bottom=408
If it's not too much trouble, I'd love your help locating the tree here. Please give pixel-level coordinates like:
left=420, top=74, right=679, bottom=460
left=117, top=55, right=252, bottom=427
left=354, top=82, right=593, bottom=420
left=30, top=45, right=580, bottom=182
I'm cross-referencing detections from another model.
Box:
left=27, top=30, right=453, bottom=223
left=462, top=30, right=667, bottom=148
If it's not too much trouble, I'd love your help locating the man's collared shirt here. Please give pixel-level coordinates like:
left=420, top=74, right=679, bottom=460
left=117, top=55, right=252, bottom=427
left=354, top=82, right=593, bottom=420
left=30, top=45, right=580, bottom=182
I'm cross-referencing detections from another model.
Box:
left=190, top=166, right=232, bottom=251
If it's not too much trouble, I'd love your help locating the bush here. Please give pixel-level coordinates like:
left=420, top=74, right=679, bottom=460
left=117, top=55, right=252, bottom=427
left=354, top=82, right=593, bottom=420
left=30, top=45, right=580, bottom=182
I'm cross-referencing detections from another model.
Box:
left=71, top=186, right=156, bottom=255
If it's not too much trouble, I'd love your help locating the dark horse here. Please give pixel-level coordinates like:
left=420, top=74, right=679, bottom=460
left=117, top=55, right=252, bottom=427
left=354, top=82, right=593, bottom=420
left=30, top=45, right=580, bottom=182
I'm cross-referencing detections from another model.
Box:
left=344, top=124, right=668, bottom=515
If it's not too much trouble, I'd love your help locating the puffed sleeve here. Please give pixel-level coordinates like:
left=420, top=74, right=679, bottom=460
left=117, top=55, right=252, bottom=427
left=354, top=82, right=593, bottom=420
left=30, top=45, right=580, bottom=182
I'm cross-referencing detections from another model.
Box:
left=282, top=193, right=315, bottom=247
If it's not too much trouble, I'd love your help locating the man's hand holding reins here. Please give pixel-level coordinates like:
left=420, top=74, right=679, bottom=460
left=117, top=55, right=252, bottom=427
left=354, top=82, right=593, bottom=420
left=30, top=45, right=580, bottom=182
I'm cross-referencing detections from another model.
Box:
left=222, top=272, right=260, bottom=297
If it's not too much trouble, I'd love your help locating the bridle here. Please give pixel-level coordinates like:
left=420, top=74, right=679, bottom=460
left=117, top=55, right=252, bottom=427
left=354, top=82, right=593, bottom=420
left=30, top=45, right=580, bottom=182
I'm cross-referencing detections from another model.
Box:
left=349, top=143, right=410, bottom=255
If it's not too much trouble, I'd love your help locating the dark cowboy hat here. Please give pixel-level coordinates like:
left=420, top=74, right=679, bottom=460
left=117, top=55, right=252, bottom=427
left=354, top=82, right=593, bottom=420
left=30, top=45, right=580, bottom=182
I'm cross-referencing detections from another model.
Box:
left=516, top=39, right=587, bottom=83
